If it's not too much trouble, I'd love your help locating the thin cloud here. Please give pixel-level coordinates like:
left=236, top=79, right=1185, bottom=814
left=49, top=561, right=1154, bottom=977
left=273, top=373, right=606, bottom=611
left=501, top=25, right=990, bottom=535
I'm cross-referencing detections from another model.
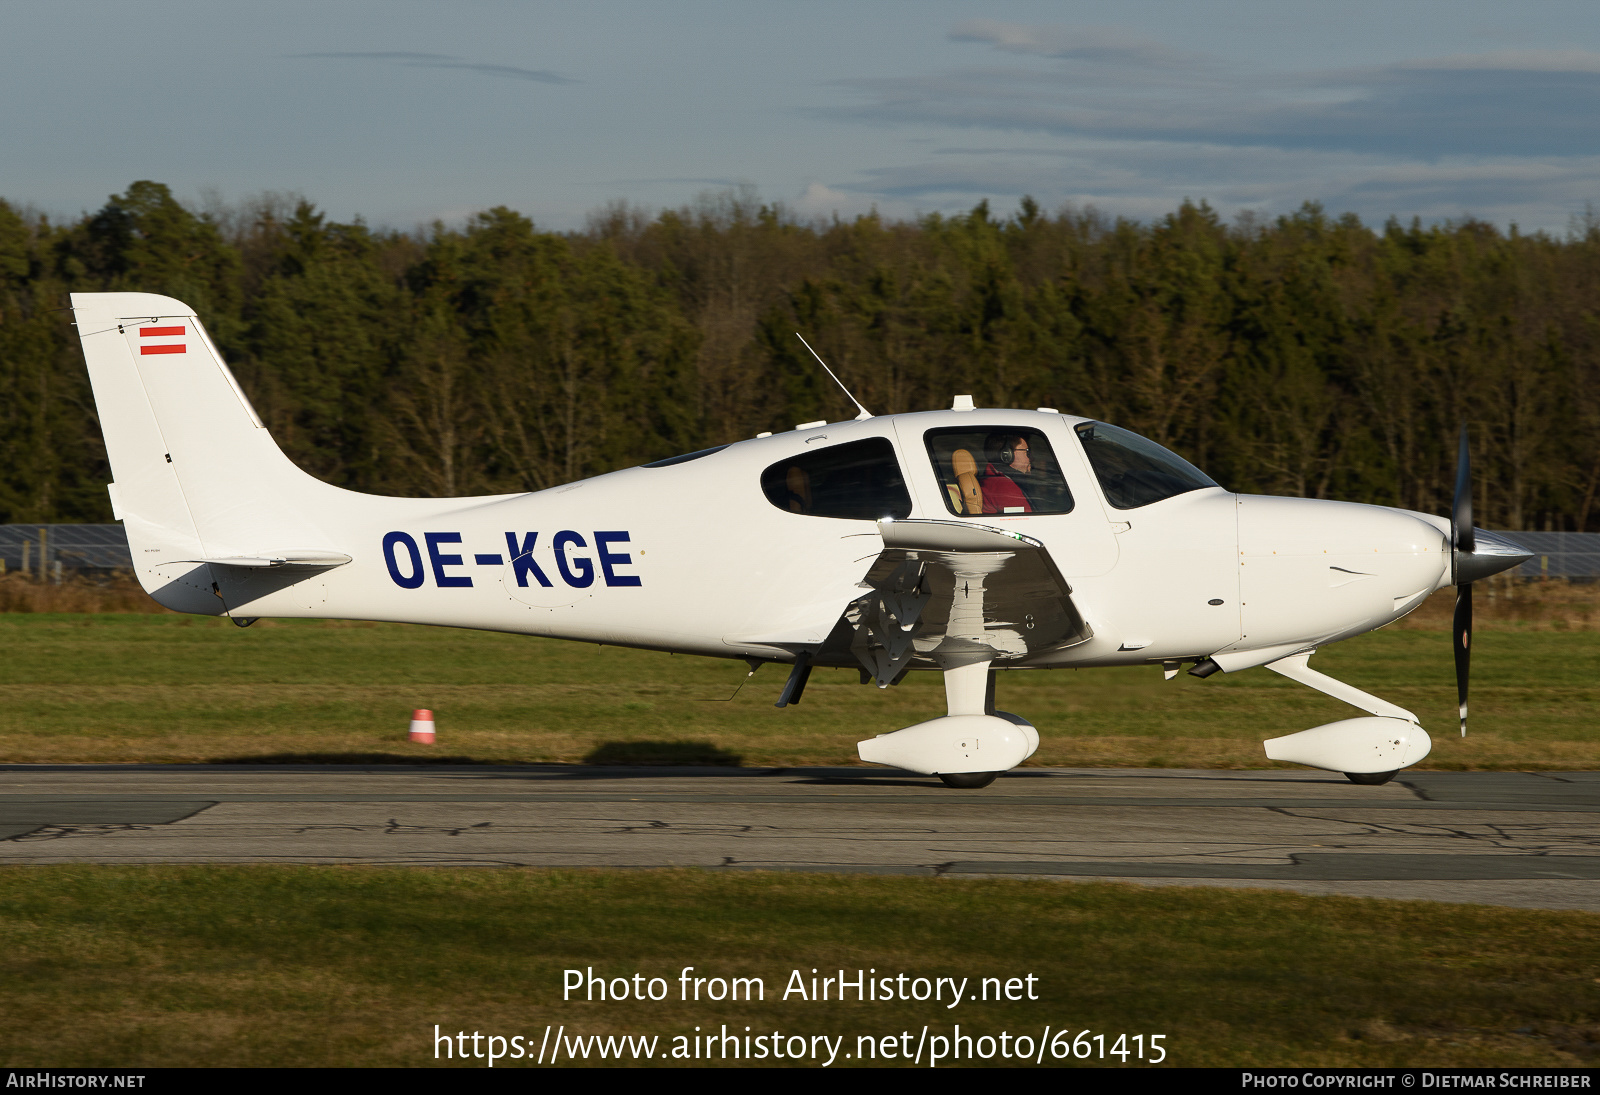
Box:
left=831, top=27, right=1600, bottom=158
left=1397, top=49, right=1600, bottom=73
left=302, top=52, right=455, bottom=61
left=793, top=181, right=878, bottom=219
left=605, top=176, right=746, bottom=187
left=828, top=142, right=1600, bottom=230
left=298, top=52, right=576, bottom=85
left=949, top=19, right=1201, bottom=68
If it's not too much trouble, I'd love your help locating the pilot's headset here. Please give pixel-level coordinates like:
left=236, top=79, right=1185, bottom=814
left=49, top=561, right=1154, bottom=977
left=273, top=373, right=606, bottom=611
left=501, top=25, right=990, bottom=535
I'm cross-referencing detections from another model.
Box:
left=985, top=432, right=1024, bottom=470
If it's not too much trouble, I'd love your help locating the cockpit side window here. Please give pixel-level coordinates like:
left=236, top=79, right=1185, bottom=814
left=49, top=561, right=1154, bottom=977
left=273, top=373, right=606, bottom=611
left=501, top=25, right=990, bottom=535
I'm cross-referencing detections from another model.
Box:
left=923, top=427, right=1074, bottom=516
left=1074, top=421, right=1218, bottom=509
left=760, top=437, right=913, bottom=520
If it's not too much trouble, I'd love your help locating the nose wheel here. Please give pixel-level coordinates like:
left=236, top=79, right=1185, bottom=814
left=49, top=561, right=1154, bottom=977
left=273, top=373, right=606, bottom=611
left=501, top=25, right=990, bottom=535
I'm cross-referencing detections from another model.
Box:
left=939, top=771, right=1001, bottom=789
left=1344, top=770, right=1399, bottom=786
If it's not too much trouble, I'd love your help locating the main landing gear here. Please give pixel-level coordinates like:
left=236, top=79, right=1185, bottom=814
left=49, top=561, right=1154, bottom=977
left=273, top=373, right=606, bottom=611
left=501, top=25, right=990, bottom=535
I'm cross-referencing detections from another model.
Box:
left=857, top=659, right=1039, bottom=786
left=1343, top=770, right=1399, bottom=786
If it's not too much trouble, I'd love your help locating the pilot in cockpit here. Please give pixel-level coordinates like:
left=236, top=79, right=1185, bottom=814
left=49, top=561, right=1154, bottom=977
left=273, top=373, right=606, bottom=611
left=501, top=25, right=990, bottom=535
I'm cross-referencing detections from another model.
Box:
left=979, top=432, right=1032, bottom=514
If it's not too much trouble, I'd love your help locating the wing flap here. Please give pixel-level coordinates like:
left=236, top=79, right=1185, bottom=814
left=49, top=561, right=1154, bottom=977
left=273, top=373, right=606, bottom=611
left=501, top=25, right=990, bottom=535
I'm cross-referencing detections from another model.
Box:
left=878, top=517, right=1042, bottom=552
left=842, top=519, right=1091, bottom=685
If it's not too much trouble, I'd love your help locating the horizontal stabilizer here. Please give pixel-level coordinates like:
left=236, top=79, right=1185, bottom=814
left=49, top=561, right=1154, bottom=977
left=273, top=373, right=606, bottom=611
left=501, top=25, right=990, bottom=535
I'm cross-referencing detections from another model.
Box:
left=175, top=551, right=352, bottom=570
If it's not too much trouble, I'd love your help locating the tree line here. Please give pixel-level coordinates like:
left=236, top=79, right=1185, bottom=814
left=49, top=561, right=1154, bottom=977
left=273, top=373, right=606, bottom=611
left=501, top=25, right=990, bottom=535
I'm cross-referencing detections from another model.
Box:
left=3, top=180, right=1598, bottom=530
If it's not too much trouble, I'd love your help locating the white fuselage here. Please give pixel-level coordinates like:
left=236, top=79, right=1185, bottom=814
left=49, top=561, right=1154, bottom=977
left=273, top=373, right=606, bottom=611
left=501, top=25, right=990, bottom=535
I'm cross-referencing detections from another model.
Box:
left=156, top=410, right=1448, bottom=672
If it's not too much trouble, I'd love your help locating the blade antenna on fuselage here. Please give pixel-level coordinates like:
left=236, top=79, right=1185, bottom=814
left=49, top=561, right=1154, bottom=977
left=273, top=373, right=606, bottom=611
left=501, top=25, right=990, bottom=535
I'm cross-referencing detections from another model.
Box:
left=795, top=333, right=873, bottom=421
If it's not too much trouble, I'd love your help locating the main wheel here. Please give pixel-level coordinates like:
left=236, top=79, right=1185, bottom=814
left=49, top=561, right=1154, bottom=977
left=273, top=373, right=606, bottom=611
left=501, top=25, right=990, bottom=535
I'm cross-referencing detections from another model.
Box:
left=939, top=771, right=1001, bottom=789
left=1344, top=770, right=1399, bottom=786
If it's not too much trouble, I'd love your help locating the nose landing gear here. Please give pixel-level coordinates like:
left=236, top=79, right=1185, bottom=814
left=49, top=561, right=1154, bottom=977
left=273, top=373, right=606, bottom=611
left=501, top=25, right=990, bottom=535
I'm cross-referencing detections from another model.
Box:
left=939, top=771, right=1001, bottom=789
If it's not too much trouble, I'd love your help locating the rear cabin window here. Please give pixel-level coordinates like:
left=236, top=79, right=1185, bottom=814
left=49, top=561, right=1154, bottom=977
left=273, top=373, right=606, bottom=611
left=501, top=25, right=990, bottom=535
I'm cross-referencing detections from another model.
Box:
left=761, top=437, right=913, bottom=520
left=923, top=427, right=1074, bottom=516
left=1074, top=421, right=1217, bottom=509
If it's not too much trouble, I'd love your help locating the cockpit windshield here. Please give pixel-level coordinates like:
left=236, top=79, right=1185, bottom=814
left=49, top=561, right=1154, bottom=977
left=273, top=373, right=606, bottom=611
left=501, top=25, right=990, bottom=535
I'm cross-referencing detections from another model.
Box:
left=1074, top=422, right=1217, bottom=509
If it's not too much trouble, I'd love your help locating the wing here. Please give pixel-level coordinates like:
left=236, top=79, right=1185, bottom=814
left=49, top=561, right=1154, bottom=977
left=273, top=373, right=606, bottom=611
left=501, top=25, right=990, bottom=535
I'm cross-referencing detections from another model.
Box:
left=819, top=518, right=1093, bottom=685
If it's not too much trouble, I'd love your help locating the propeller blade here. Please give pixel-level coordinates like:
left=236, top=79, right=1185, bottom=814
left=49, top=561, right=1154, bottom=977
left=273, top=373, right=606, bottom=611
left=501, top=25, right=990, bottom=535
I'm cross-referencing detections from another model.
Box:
left=1453, top=581, right=1471, bottom=737
left=1451, top=423, right=1473, bottom=738
left=1453, top=424, right=1474, bottom=561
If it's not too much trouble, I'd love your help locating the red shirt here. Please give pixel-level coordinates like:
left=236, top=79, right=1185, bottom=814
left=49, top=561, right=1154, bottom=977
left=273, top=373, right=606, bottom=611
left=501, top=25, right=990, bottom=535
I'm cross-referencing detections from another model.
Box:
left=980, top=465, right=1032, bottom=514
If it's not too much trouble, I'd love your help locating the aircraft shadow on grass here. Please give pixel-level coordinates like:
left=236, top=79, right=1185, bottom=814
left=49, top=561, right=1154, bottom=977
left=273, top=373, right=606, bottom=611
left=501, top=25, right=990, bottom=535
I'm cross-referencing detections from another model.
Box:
left=206, top=752, right=488, bottom=765
left=580, top=740, right=744, bottom=767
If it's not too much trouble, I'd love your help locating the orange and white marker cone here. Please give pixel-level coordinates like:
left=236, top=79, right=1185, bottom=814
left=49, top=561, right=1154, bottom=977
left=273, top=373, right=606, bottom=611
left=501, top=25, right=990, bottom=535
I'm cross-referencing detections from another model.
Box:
left=408, top=709, right=436, bottom=744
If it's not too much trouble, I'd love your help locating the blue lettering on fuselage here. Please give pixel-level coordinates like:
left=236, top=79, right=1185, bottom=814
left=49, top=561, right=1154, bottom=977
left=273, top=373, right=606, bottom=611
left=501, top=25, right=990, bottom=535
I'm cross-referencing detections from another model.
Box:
left=552, top=531, right=594, bottom=588
left=425, top=532, right=472, bottom=587
left=382, top=531, right=641, bottom=590
left=383, top=532, right=425, bottom=589
left=505, top=531, right=551, bottom=588
left=595, top=531, right=642, bottom=587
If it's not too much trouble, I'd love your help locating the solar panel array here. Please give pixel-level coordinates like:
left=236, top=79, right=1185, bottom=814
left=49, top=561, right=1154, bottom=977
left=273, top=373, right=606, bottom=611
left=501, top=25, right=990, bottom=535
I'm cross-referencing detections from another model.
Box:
left=1499, top=531, right=1600, bottom=581
left=0, top=524, right=135, bottom=571
left=2, top=524, right=1599, bottom=580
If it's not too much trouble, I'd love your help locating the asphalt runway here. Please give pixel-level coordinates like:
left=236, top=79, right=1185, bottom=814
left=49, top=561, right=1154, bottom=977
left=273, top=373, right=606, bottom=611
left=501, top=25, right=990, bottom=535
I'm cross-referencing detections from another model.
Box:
left=1, top=765, right=1596, bottom=912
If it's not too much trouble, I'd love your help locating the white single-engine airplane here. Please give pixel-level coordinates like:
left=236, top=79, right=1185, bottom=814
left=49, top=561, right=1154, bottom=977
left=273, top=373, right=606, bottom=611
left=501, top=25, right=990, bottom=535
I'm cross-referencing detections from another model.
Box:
left=72, top=292, right=1531, bottom=788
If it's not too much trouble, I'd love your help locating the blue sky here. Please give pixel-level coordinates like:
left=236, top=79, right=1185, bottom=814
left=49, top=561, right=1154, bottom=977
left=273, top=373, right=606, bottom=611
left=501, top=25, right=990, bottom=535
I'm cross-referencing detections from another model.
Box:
left=7, top=0, right=1600, bottom=231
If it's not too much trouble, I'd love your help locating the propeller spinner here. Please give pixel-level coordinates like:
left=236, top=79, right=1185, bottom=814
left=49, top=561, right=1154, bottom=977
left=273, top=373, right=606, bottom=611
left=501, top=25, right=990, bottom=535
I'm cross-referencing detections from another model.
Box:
left=1450, top=426, right=1534, bottom=737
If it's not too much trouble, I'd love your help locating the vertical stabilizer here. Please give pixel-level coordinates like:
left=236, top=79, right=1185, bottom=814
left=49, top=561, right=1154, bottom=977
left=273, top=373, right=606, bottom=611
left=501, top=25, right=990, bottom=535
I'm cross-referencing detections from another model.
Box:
left=72, top=293, right=340, bottom=608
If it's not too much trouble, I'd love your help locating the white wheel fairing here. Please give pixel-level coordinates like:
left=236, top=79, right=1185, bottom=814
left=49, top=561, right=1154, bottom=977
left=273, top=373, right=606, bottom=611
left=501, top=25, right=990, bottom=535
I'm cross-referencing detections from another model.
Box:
left=858, top=714, right=1035, bottom=775
left=1263, top=717, right=1433, bottom=774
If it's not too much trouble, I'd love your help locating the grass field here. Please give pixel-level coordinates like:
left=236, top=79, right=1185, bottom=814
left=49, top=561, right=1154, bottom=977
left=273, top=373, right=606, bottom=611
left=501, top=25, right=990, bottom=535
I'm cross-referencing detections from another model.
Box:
left=0, top=599, right=1593, bottom=768
left=0, top=867, right=1594, bottom=1068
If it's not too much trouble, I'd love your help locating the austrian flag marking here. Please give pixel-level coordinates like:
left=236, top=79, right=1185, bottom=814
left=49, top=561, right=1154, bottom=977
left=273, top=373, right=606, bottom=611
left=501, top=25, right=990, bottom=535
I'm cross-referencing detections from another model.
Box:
left=139, top=325, right=186, bottom=355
